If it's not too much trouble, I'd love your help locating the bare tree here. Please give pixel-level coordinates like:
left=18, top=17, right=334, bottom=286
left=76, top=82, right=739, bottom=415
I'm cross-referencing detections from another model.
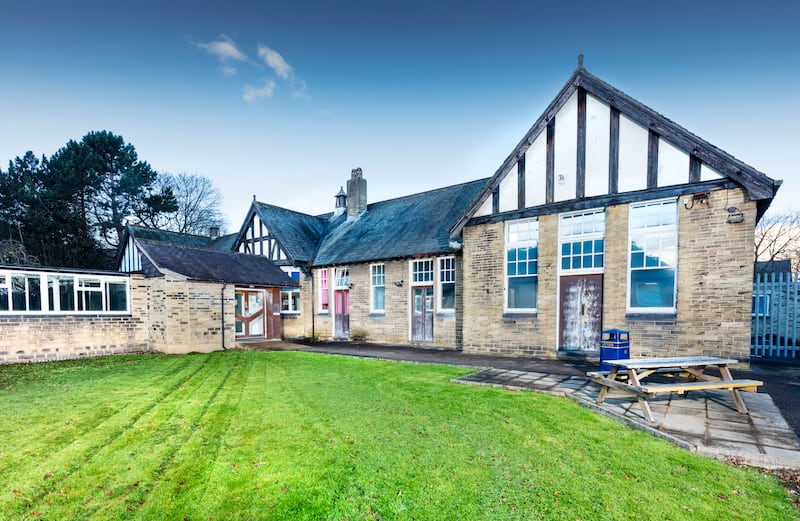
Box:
left=754, top=210, right=800, bottom=273
left=0, top=239, right=40, bottom=266
left=138, top=173, right=226, bottom=236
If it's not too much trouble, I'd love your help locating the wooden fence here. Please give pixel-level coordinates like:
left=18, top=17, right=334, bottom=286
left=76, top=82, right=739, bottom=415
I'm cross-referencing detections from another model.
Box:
left=752, top=272, right=799, bottom=360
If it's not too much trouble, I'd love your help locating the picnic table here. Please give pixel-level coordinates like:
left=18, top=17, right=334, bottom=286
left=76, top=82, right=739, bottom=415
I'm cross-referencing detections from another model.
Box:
left=587, top=356, right=763, bottom=423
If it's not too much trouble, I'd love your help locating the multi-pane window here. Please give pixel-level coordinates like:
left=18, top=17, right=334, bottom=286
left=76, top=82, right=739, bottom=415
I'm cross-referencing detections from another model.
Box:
left=370, top=264, right=385, bottom=312
left=319, top=268, right=329, bottom=312
left=439, top=257, right=455, bottom=312
left=280, top=268, right=301, bottom=313
left=412, top=259, right=434, bottom=285
left=560, top=210, right=605, bottom=272
left=506, top=219, right=538, bottom=311
left=628, top=199, right=678, bottom=312
left=0, top=270, right=128, bottom=314
left=334, top=268, right=350, bottom=288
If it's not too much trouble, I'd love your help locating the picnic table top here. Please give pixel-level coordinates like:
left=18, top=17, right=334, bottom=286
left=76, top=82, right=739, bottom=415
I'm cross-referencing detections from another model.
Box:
left=606, top=356, right=739, bottom=370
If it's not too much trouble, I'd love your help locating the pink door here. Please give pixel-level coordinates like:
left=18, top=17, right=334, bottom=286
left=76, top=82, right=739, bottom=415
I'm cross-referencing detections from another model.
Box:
left=334, top=290, right=350, bottom=339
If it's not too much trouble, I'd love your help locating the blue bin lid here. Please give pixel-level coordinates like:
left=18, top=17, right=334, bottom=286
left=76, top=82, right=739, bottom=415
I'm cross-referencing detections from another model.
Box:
left=602, top=329, right=629, bottom=334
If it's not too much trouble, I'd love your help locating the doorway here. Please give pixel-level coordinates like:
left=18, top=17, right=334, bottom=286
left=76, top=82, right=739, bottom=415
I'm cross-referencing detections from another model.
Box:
left=235, top=289, right=266, bottom=338
left=334, top=289, right=350, bottom=339
left=411, top=286, right=434, bottom=342
left=558, top=275, right=603, bottom=352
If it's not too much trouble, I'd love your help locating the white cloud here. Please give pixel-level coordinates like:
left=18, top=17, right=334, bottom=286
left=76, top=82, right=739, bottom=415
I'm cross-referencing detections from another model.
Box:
left=242, top=79, right=277, bottom=103
left=257, top=44, right=293, bottom=80
left=197, top=35, right=248, bottom=74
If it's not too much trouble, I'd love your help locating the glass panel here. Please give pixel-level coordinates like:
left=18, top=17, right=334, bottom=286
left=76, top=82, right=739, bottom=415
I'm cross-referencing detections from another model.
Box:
left=0, top=287, right=7, bottom=311
left=248, top=292, right=264, bottom=314
left=250, top=315, right=264, bottom=336
left=374, top=286, right=385, bottom=311
left=12, top=276, right=26, bottom=311
left=507, top=276, right=537, bottom=310
left=107, top=282, right=127, bottom=311
left=631, top=251, right=644, bottom=269
left=291, top=292, right=300, bottom=312
left=441, top=283, right=455, bottom=310
left=235, top=318, right=244, bottom=334
left=87, top=291, right=103, bottom=311
left=235, top=293, right=243, bottom=315
left=630, top=268, right=675, bottom=308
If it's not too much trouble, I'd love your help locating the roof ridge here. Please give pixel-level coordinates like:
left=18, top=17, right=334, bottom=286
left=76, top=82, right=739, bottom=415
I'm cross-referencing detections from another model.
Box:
left=127, top=224, right=213, bottom=240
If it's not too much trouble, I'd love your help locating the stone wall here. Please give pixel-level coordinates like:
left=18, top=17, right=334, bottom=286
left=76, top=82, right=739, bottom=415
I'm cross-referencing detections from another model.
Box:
left=461, top=187, right=756, bottom=361
left=147, top=275, right=236, bottom=354
left=0, top=274, right=150, bottom=364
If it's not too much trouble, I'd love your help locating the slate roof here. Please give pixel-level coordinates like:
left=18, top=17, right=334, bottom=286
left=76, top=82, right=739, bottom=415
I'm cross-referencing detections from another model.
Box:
left=248, top=203, right=331, bottom=263
left=136, top=240, right=299, bottom=287
left=312, top=179, right=489, bottom=266
left=123, top=225, right=214, bottom=248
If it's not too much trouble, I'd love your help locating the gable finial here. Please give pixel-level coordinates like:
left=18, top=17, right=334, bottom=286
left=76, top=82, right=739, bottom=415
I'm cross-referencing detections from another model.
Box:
left=577, top=54, right=584, bottom=69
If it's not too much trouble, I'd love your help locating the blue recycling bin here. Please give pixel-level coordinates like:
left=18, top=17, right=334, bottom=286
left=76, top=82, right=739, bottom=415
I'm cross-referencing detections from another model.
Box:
left=600, top=329, right=630, bottom=371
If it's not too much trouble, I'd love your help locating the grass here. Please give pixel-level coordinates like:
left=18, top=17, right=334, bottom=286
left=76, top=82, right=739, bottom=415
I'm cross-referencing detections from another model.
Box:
left=0, top=351, right=796, bottom=520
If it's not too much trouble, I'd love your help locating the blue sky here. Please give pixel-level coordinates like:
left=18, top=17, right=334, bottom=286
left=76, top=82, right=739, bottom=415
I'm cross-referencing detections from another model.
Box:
left=2, top=0, right=798, bottom=230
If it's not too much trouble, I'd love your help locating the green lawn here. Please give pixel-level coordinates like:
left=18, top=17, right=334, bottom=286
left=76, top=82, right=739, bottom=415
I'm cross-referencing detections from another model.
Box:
left=0, top=351, right=796, bottom=520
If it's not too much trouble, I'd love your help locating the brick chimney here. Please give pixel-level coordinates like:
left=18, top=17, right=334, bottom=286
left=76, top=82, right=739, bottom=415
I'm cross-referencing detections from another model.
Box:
left=346, top=167, right=367, bottom=218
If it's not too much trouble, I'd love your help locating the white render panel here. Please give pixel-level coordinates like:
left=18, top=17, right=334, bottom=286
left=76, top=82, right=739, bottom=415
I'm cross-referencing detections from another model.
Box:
left=618, top=113, right=648, bottom=193
left=499, top=163, right=518, bottom=212
left=584, top=94, right=610, bottom=197
left=524, top=132, right=547, bottom=208
left=554, top=91, right=578, bottom=202
left=474, top=195, right=493, bottom=217
left=701, top=163, right=724, bottom=181
left=657, top=137, right=689, bottom=187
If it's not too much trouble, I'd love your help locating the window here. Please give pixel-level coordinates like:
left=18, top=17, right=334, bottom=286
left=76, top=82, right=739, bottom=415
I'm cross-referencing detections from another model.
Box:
left=560, top=210, right=605, bottom=272
left=334, top=268, right=350, bottom=289
left=412, top=259, right=434, bottom=285
left=0, top=270, right=128, bottom=314
left=628, top=200, right=678, bottom=312
left=506, top=219, right=538, bottom=312
left=439, top=257, right=455, bottom=312
left=281, top=268, right=301, bottom=313
left=371, top=264, right=385, bottom=312
left=318, top=269, right=329, bottom=312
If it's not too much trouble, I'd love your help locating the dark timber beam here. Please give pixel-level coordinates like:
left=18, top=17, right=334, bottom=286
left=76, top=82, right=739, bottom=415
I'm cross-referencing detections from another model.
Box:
left=576, top=88, right=587, bottom=199
left=609, top=107, right=620, bottom=194
left=546, top=119, right=555, bottom=204
left=647, top=130, right=659, bottom=189
left=492, top=188, right=499, bottom=214
left=517, top=154, right=526, bottom=209
left=689, top=154, right=701, bottom=183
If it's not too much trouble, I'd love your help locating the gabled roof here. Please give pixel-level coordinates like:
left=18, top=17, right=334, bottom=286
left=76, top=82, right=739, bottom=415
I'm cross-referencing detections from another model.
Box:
left=313, top=179, right=489, bottom=266
left=136, top=240, right=299, bottom=287
left=238, top=203, right=330, bottom=264
left=451, top=66, right=780, bottom=237
left=123, top=225, right=214, bottom=248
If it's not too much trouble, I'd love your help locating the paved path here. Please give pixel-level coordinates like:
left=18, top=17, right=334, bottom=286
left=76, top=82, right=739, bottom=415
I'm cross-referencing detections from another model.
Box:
left=255, top=341, right=800, bottom=470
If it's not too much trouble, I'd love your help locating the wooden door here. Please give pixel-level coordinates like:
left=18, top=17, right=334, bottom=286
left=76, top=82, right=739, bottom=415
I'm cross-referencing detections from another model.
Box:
left=266, top=288, right=282, bottom=340
left=235, top=289, right=266, bottom=338
left=334, top=290, right=350, bottom=339
left=411, top=286, right=434, bottom=342
left=559, top=275, right=603, bottom=352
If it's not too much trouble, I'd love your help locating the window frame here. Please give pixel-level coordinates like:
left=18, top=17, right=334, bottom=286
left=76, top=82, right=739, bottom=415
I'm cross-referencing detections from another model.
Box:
left=411, top=259, right=434, bottom=286
left=318, top=268, right=329, bottom=313
left=370, top=263, right=386, bottom=313
left=627, top=198, right=678, bottom=314
left=505, top=218, right=539, bottom=313
left=0, top=269, right=129, bottom=315
left=280, top=267, right=301, bottom=314
left=558, top=209, right=605, bottom=275
left=438, top=256, right=456, bottom=313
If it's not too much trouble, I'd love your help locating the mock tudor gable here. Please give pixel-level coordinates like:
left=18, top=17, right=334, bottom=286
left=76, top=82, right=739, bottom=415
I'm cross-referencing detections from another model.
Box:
left=455, top=64, right=780, bottom=362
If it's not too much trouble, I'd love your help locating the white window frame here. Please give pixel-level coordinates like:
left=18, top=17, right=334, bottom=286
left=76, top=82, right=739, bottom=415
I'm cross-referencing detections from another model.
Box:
left=318, top=268, right=329, bottom=313
left=505, top=218, right=539, bottom=313
left=334, top=267, right=350, bottom=289
left=0, top=269, right=129, bottom=315
left=438, top=256, right=456, bottom=313
left=370, top=263, right=385, bottom=313
left=411, top=259, right=434, bottom=286
left=559, top=209, right=605, bottom=275
left=280, top=267, right=301, bottom=314
left=627, top=198, right=678, bottom=314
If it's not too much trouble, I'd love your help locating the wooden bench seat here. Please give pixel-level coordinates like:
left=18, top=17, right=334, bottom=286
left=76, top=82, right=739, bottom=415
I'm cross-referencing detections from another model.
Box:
left=639, top=379, right=763, bottom=395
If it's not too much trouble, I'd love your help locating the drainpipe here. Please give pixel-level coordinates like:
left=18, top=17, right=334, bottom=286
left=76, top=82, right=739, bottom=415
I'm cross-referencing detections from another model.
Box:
left=221, top=281, right=228, bottom=350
